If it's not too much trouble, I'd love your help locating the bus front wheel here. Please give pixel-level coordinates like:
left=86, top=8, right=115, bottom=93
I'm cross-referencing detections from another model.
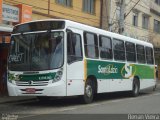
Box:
left=82, top=79, right=94, bottom=104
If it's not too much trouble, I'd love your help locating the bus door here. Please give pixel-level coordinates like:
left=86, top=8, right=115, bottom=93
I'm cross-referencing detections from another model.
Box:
left=66, top=28, right=84, bottom=96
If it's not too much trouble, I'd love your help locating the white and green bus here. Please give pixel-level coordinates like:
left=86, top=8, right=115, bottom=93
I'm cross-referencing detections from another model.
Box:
left=8, top=19, right=156, bottom=103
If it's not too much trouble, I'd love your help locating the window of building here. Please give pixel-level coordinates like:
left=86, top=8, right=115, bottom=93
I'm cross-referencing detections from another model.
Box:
left=84, top=32, right=99, bottom=58
left=154, top=19, right=160, bottom=33
left=142, top=15, right=149, bottom=29
left=155, top=0, right=160, bottom=5
left=113, top=39, right=125, bottom=61
left=146, top=47, right=154, bottom=64
left=83, top=0, right=95, bottom=14
left=136, top=45, right=145, bottom=63
left=125, top=42, right=136, bottom=62
left=56, top=0, right=72, bottom=7
left=99, top=36, right=112, bottom=59
left=67, top=33, right=83, bottom=63
left=133, top=12, right=138, bottom=26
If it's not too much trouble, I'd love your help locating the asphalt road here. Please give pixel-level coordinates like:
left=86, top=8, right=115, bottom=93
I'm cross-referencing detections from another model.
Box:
left=0, top=85, right=160, bottom=120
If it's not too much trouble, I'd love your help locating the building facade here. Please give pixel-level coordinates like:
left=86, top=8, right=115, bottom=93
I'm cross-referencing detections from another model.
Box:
left=106, top=0, right=160, bottom=64
left=150, top=0, right=160, bottom=65
left=150, top=0, right=160, bottom=79
left=0, top=0, right=101, bottom=95
left=4, top=0, right=101, bottom=27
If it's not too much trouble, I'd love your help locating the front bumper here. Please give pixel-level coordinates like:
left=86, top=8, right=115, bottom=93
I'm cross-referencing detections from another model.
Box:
left=7, top=80, right=66, bottom=96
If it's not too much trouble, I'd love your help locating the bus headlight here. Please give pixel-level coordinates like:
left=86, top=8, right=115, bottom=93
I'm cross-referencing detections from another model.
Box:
left=8, top=73, right=18, bottom=84
left=53, top=68, right=63, bottom=83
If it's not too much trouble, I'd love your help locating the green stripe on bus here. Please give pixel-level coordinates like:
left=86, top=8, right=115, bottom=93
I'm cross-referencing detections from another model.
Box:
left=87, top=60, right=154, bottom=79
left=8, top=72, right=56, bottom=81
left=19, top=73, right=56, bottom=81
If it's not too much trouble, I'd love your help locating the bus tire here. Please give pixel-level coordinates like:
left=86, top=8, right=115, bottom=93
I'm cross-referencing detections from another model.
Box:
left=82, top=79, right=94, bottom=104
left=131, top=78, right=140, bottom=97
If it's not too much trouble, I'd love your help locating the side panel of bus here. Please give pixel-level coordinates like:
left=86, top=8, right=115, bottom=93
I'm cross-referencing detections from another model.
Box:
left=86, top=59, right=155, bottom=92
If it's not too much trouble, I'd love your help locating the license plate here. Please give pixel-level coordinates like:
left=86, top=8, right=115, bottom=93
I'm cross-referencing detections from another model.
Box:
left=26, top=88, right=36, bottom=93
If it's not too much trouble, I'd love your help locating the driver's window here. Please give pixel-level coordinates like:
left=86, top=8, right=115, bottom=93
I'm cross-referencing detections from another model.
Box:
left=67, top=32, right=83, bottom=63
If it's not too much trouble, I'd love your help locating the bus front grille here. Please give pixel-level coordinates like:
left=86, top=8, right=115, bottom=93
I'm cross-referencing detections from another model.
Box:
left=15, top=81, right=49, bottom=86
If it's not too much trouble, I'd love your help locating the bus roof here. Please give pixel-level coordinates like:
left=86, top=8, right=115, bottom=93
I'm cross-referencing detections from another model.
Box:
left=64, top=19, right=153, bottom=48
left=14, top=19, right=153, bottom=47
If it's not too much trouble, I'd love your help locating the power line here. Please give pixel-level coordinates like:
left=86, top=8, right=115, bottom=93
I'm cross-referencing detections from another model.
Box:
left=125, top=0, right=141, bottom=19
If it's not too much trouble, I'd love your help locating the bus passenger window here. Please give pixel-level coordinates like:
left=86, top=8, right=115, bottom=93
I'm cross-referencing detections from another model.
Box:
left=99, top=36, right=112, bottom=59
left=67, top=33, right=83, bottom=63
left=125, top=42, right=136, bottom=62
left=113, top=39, right=125, bottom=61
left=136, top=45, right=145, bottom=63
left=146, top=47, right=154, bottom=64
left=84, top=32, right=99, bottom=59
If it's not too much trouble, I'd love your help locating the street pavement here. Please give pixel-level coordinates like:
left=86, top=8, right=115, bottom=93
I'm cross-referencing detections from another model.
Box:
left=0, top=81, right=160, bottom=120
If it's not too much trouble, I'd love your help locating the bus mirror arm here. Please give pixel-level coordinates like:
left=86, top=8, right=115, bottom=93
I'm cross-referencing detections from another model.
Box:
left=66, top=29, right=73, bottom=33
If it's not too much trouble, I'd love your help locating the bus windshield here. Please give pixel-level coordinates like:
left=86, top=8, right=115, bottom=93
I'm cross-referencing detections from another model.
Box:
left=8, top=31, right=64, bottom=71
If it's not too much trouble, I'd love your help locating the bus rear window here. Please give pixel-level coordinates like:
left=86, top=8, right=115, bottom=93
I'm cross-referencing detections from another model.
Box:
left=13, top=21, right=65, bottom=33
left=146, top=47, right=154, bottom=64
left=136, top=44, right=145, bottom=63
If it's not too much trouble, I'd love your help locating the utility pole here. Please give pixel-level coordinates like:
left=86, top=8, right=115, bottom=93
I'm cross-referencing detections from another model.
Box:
left=119, top=0, right=125, bottom=34
left=109, top=0, right=113, bottom=31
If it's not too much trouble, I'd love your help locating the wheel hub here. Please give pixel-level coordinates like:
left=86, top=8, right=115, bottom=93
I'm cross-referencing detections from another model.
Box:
left=85, top=85, right=92, bottom=97
left=134, top=84, right=138, bottom=94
